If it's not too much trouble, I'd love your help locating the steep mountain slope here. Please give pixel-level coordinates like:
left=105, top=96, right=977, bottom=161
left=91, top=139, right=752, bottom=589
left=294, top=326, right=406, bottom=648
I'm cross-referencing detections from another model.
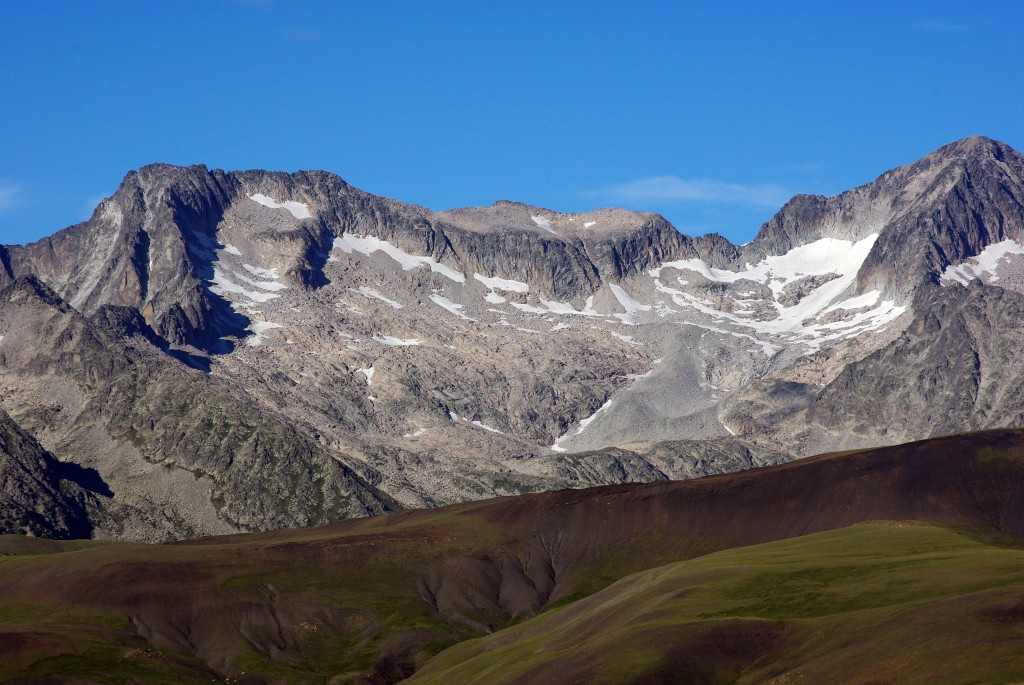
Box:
left=0, top=407, right=94, bottom=538
left=3, top=136, right=1024, bottom=537
left=0, top=277, right=394, bottom=540
left=3, top=429, right=1024, bottom=682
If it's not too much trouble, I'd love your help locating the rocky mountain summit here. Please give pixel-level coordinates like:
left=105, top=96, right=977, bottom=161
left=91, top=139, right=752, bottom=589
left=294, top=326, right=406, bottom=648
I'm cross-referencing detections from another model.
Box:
left=3, top=136, right=1024, bottom=540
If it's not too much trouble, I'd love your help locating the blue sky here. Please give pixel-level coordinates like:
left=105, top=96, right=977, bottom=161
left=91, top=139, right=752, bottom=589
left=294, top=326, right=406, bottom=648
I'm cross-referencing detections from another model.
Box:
left=2, top=1, right=1022, bottom=246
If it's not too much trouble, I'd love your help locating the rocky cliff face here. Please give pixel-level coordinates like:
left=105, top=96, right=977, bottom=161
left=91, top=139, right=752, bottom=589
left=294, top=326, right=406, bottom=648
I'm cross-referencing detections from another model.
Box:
left=4, top=136, right=1024, bottom=540
left=0, top=277, right=395, bottom=540
left=0, top=407, right=94, bottom=538
left=749, top=137, right=1024, bottom=298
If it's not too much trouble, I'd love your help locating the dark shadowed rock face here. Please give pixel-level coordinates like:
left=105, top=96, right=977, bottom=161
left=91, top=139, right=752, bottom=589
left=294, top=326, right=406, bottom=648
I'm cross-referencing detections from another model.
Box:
left=0, top=407, right=93, bottom=538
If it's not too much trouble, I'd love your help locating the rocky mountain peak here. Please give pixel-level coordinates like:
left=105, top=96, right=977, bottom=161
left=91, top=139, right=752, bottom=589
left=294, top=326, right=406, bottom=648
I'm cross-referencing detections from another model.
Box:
left=4, top=138, right=1024, bottom=543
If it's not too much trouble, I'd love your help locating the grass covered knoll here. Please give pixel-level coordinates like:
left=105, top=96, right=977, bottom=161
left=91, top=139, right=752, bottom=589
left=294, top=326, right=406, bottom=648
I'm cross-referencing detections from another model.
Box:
left=3, top=429, right=1024, bottom=681
left=410, top=522, right=1024, bottom=684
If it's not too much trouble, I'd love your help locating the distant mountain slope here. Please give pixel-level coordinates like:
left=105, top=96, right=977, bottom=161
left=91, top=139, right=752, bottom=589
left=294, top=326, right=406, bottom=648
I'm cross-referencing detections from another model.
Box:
left=3, top=136, right=1024, bottom=537
left=0, top=276, right=395, bottom=540
left=3, top=429, right=1024, bottom=682
left=0, top=407, right=93, bottom=538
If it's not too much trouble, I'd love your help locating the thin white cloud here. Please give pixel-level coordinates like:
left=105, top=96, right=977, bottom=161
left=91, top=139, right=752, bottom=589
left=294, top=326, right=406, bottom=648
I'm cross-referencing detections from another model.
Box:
left=0, top=180, right=22, bottom=212
left=597, top=176, right=790, bottom=208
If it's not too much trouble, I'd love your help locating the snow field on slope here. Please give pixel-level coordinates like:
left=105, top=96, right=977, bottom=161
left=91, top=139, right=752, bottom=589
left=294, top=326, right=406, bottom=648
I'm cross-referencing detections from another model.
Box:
left=648, top=233, right=905, bottom=349
left=248, top=193, right=312, bottom=219
left=941, top=239, right=1024, bottom=285
left=334, top=234, right=465, bottom=283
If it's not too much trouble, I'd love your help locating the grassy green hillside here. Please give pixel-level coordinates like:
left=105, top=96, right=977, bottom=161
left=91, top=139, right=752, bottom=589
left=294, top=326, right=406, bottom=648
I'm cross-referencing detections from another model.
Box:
left=410, top=522, right=1024, bottom=684
left=4, top=429, right=1024, bottom=682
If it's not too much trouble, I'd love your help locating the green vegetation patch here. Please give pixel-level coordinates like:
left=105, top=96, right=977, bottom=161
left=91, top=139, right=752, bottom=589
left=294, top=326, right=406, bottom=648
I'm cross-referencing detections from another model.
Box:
left=408, top=522, right=1024, bottom=685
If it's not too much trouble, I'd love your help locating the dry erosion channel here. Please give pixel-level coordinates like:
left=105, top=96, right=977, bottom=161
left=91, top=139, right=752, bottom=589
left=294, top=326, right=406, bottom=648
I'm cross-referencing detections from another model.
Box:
left=3, top=136, right=1024, bottom=682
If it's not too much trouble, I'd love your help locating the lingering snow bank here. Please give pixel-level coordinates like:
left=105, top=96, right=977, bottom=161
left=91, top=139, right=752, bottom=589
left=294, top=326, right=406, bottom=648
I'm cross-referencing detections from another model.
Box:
left=513, top=295, right=601, bottom=318
left=233, top=270, right=288, bottom=292
left=825, top=290, right=881, bottom=312
left=248, top=193, right=312, bottom=219
left=610, top=283, right=651, bottom=324
left=334, top=234, right=465, bottom=283
left=610, top=331, right=638, bottom=345
left=652, top=234, right=881, bottom=335
left=243, top=264, right=279, bottom=279
left=531, top=215, right=557, bottom=234
left=574, top=400, right=612, bottom=436
left=373, top=335, right=422, bottom=346
left=210, top=266, right=281, bottom=303
left=474, top=273, right=530, bottom=293
left=941, top=239, right=1024, bottom=285
left=350, top=286, right=404, bottom=309
left=430, top=293, right=476, bottom=321
left=248, top=321, right=282, bottom=346
left=357, top=366, right=375, bottom=384
left=471, top=420, right=504, bottom=434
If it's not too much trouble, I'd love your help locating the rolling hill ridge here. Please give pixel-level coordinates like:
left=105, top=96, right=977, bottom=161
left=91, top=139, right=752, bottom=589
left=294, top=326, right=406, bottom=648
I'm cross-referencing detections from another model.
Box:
left=3, top=429, right=1024, bottom=682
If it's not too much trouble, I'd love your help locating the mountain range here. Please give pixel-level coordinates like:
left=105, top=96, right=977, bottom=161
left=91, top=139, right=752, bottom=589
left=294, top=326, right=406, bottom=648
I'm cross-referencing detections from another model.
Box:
left=3, top=135, right=1024, bottom=541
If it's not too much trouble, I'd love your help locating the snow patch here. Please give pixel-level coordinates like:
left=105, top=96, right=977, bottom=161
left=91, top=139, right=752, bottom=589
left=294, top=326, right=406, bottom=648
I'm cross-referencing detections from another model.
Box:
left=574, top=400, right=612, bottom=436
left=824, top=289, right=881, bottom=313
left=474, top=273, right=530, bottom=293
left=584, top=221, right=597, bottom=228
left=471, top=420, right=504, bottom=434
left=430, top=293, right=476, bottom=321
left=334, top=234, right=465, bottom=282
left=232, top=270, right=287, bottom=292
left=531, top=215, right=557, bottom=234
left=242, top=264, right=279, bottom=279
left=350, top=286, right=404, bottom=309
left=609, top=283, right=651, bottom=324
left=610, top=331, right=638, bottom=345
left=651, top=234, right=887, bottom=342
left=485, top=291, right=506, bottom=304
left=682, top=323, right=780, bottom=357
left=248, top=193, right=312, bottom=219
left=247, top=321, right=282, bottom=347
left=373, top=335, right=422, bottom=346
left=941, top=239, right=1024, bottom=285
left=357, top=366, right=375, bottom=385
left=222, top=243, right=242, bottom=256
left=210, top=266, right=281, bottom=303
left=513, top=296, right=601, bottom=318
